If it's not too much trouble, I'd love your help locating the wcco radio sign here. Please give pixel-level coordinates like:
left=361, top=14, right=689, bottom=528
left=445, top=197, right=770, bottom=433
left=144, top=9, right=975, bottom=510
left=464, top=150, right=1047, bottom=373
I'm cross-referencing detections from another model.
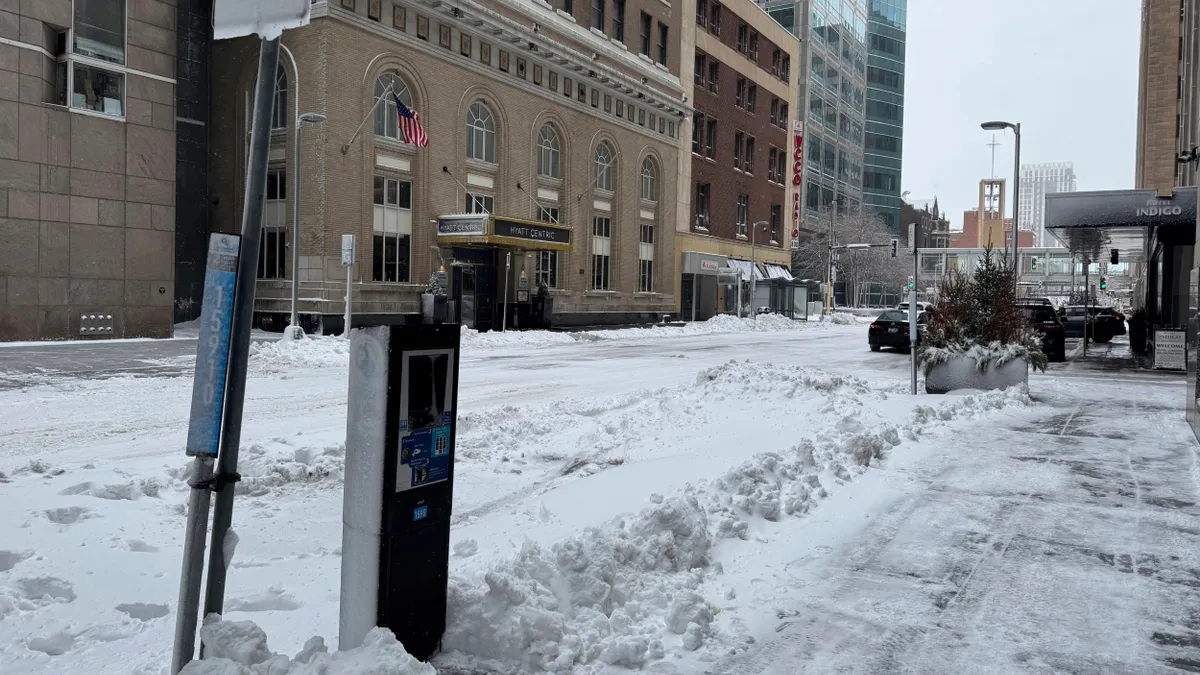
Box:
left=791, top=121, right=804, bottom=228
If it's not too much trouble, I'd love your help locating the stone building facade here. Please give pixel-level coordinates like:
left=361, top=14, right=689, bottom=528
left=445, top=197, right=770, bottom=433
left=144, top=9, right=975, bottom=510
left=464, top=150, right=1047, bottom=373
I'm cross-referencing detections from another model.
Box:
left=678, top=0, right=799, bottom=320
left=0, top=0, right=178, bottom=341
left=210, top=0, right=688, bottom=331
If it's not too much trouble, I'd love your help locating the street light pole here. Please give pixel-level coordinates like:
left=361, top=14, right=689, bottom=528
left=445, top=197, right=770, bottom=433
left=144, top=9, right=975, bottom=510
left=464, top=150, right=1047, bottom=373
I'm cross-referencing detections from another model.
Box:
left=981, top=120, right=1022, bottom=295
left=1011, top=123, right=1022, bottom=292
left=288, top=112, right=327, bottom=339
left=750, top=220, right=768, bottom=318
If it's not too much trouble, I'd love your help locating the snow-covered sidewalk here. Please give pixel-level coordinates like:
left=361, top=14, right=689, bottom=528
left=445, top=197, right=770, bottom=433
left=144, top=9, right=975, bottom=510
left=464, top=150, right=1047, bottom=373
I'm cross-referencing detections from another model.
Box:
left=0, top=321, right=1194, bottom=674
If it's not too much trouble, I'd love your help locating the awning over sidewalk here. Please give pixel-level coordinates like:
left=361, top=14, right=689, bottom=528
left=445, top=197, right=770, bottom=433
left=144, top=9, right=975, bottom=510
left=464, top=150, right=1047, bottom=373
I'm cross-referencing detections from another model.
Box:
left=764, top=264, right=794, bottom=281
left=726, top=259, right=762, bottom=281
left=1045, top=187, right=1196, bottom=263
left=436, top=213, right=574, bottom=252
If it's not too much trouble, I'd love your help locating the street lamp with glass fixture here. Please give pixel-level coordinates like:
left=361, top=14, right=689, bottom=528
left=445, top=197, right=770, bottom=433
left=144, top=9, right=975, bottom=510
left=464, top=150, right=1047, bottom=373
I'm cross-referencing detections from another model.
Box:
left=980, top=120, right=1021, bottom=290
left=750, top=220, right=770, bottom=318
left=287, top=112, right=327, bottom=339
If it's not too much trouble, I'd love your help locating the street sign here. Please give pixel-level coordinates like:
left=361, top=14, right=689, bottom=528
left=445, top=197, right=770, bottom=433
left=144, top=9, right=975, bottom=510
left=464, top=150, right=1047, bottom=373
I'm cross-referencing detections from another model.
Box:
left=907, top=226, right=915, bottom=253
left=342, top=234, right=356, bottom=266
left=185, top=233, right=241, bottom=458
left=791, top=228, right=800, bottom=239
left=214, top=0, right=311, bottom=40
left=890, top=238, right=898, bottom=258
left=790, top=238, right=799, bottom=250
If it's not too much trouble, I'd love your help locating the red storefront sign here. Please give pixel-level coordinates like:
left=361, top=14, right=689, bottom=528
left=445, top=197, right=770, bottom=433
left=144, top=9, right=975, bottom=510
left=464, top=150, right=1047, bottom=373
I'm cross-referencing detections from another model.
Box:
left=791, top=121, right=804, bottom=228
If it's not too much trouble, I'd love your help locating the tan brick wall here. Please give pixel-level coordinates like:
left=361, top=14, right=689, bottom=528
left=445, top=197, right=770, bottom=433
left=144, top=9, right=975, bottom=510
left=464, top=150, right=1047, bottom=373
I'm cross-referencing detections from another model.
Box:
left=0, top=0, right=177, bottom=341
left=212, top=3, right=683, bottom=318
left=1136, top=0, right=1182, bottom=192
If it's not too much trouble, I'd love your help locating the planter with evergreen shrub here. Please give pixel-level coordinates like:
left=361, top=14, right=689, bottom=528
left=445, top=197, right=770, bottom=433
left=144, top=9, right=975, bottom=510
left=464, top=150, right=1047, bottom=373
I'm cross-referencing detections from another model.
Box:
left=919, top=249, right=1048, bottom=394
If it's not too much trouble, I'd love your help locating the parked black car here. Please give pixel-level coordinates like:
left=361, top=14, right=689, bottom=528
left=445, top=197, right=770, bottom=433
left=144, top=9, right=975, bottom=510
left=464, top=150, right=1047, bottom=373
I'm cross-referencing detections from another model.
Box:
left=1018, top=303, right=1067, bottom=362
left=869, top=309, right=928, bottom=351
left=1057, top=306, right=1120, bottom=343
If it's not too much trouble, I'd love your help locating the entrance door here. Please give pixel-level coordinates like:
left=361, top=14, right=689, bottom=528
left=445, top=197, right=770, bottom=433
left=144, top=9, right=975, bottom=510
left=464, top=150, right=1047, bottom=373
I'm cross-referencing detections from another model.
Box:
left=458, top=267, right=477, bottom=330
left=681, top=274, right=695, bottom=321
left=474, top=263, right=497, bottom=332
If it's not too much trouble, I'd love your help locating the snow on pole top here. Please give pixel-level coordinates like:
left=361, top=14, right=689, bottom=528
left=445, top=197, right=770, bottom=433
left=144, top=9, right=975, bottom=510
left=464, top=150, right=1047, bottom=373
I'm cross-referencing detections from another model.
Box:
left=213, top=0, right=311, bottom=41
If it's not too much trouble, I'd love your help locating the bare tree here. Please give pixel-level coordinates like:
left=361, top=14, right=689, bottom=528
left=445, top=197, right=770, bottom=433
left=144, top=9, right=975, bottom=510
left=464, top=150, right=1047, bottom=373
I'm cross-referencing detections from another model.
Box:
left=792, top=206, right=911, bottom=307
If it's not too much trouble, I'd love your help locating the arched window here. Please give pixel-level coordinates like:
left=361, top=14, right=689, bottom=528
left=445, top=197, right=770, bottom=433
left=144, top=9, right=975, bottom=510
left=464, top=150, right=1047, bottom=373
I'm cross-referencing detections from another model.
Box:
left=271, top=65, right=288, bottom=130
left=595, top=141, right=614, bottom=192
left=373, top=72, right=415, bottom=140
left=537, top=125, right=561, bottom=179
left=466, top=101, right=496, bottom=162
left=640, top=156, right=658, bottom=201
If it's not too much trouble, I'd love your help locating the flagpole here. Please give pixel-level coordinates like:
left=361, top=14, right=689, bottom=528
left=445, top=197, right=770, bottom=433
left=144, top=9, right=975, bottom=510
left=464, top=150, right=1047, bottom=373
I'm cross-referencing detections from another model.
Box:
left=340, top=85, right=394, bottom=155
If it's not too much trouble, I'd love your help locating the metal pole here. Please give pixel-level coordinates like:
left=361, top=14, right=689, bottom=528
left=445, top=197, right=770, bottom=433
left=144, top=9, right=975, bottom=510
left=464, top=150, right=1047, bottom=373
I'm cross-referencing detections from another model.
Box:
left=201, top=36, right=281, bottom=637
left=289, top=120, right=302, bottom=337
left=171, top=458, right=213, bottom=674
left=750, top=224, right=757, bottom=319
left=910, top=244, right=918, bottom=395
left=344, top=263, right=353, bottom=336
left=826, top=205, right=834, bottom=314
left=1011, top=123, right=1022, bottom=294
left=502, top=251, right=511, bottom=331
left=1084, top=259, right=1090, bottom=358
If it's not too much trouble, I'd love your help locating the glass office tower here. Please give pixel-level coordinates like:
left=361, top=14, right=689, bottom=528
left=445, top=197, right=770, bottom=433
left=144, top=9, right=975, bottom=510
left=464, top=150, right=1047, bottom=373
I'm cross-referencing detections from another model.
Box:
left=862, top=0, right=906, bottom=233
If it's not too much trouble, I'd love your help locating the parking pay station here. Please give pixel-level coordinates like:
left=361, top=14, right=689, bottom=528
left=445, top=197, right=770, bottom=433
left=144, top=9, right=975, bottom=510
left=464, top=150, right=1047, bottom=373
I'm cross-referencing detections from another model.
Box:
left=340, top=322, right=461, bottom=659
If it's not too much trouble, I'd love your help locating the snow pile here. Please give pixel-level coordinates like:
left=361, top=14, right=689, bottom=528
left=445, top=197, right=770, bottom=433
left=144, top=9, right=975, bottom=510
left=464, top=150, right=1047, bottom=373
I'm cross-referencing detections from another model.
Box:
left=828, top=312, right=859, bottom=325
left=248, top=336, right=349, bottom=373
left=443, top=494, right=713, bottom=670
left=179, top=617, right=434, bottom=675
left=168, top=442, right=346, bottom=497
left=439, top=385, right=1032, bottom=673
left=461, top=329, right=579, bottom=350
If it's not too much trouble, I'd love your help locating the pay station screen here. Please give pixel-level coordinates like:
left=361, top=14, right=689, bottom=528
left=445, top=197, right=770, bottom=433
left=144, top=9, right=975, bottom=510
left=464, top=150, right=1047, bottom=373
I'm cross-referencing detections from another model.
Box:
left=396, top=349, right=455, bottom=493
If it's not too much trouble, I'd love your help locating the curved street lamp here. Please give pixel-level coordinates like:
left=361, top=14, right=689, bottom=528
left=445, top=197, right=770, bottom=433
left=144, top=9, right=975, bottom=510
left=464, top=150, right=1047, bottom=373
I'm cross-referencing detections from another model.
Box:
left=288, top=112, right=328, bottom=338
left=980, top=120, right=1022, bottom=288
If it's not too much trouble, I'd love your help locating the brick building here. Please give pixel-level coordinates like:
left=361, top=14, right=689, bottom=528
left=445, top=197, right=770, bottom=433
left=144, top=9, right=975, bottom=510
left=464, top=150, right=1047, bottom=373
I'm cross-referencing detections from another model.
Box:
left=0, top=0, right=185, bottom=341
left=210, top=0, right=688, bottom=331
left=678, top=0, right=799, bottom=320
left=949, top=211, right=1033, bottom=250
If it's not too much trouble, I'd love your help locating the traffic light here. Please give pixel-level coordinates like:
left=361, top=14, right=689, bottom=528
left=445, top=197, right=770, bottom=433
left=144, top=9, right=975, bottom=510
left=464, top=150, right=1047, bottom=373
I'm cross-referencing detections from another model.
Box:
left=907, top=275, right=915, bottom=290
left=1111, top=249, right=1119, bottom=265
left=1100, top=277, right=1107, bottom=291
left=1031, top=257, right=1039, bottom=271
left=890, top=239, right=898, bottom=258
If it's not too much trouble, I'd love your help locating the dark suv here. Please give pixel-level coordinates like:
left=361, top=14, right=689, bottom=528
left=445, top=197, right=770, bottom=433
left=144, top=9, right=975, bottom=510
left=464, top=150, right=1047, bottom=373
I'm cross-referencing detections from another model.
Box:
left=1018, top=303, right=1067, bottom=362
left=1058, top=306, right=1120, bottom=343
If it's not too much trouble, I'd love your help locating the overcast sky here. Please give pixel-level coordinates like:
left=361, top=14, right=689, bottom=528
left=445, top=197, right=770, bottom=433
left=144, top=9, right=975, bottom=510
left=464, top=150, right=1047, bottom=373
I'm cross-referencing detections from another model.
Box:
left=901, top=0, right=1142, bottom=226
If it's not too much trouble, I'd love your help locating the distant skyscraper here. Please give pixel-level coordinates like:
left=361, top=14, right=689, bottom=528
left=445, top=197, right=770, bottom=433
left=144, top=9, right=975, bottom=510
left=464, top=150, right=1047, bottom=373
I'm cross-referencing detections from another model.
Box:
left=757, top=0, right=871, bottom=233
left=1019, top=162, right=1077, bottom=247
left=863, top=0, right=906, bottom=233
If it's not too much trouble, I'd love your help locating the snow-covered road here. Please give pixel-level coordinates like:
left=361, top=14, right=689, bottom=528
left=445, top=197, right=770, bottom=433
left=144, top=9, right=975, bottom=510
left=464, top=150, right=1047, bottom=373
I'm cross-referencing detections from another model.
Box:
left=0, top=319, right=1196, bottom=675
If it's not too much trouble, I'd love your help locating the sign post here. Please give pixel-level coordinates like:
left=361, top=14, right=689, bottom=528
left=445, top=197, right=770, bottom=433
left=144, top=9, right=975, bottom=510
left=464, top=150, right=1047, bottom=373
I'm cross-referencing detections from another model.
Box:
left=1155, top=328, right=1187, bottom=370
left=171, top=233, right=240, bottom=674
left=910, top=227, right=918, bottom=395
left=342, top=234, right=355, bottom=336
left=198, top=0, right=311, bottom=653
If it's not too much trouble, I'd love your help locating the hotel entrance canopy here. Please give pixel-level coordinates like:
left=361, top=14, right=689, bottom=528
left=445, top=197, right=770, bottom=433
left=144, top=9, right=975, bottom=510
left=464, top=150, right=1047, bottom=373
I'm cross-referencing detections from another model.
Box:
left=1045, top=188, right=1196, bottom=263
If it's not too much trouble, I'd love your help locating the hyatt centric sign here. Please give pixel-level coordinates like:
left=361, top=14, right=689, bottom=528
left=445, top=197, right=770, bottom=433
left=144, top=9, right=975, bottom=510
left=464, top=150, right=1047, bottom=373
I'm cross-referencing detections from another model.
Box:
left=1046, top=187, right=1197, bottom=230
left=437, top=217, right=487, bottom=236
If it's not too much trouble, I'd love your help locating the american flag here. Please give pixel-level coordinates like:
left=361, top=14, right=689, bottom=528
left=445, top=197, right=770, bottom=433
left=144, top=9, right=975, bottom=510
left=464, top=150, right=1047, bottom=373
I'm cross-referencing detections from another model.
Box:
left=393, top=92, right=429, bottom=148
